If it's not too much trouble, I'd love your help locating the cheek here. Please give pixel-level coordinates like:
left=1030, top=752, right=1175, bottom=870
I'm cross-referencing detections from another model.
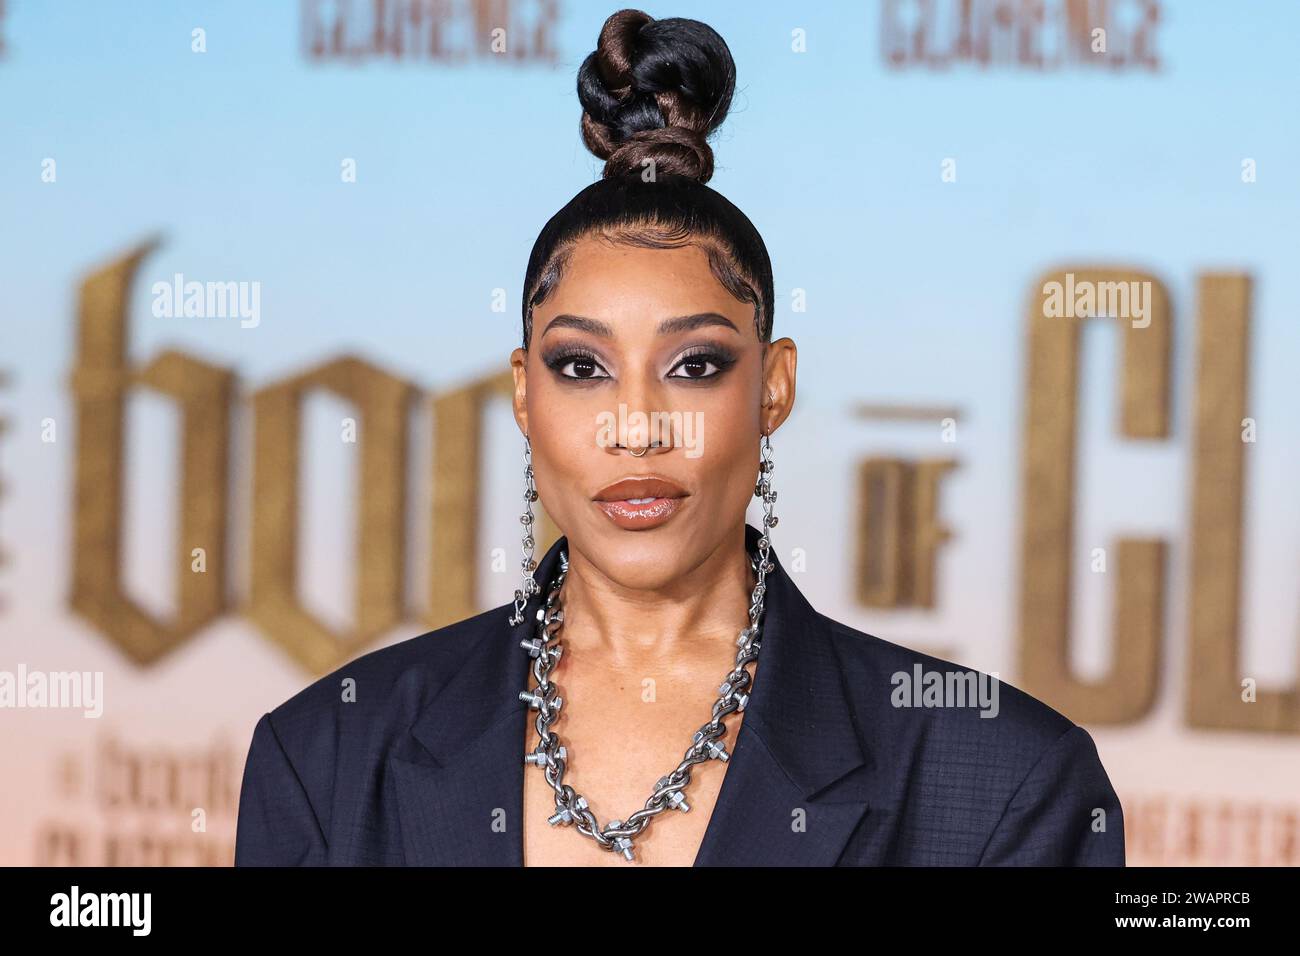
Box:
left=703, top=425, right=762, bottom=512
left=528, top=392, right=589, bottom=454
left=681, top=382, right=764, bottom=521
left=525, top=383, right=594, bottom=497
left=687, top=365, right=763, bottom=464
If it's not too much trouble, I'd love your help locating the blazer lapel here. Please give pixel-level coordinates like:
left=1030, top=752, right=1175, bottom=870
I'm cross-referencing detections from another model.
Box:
left=693, top=524, right=874, bottom=866
left=389, top=537, right=568, bottom=866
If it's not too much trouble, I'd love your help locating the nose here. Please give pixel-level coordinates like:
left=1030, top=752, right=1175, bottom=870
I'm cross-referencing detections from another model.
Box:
left=605, top=367, right=676, bottom=457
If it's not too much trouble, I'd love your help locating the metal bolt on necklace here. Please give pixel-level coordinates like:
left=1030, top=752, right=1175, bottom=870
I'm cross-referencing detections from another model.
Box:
left=511, top=434, right=779, bottom=862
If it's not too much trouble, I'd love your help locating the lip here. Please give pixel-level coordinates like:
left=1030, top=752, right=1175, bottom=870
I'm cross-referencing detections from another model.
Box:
left=592, top=476, right=690, bottom=531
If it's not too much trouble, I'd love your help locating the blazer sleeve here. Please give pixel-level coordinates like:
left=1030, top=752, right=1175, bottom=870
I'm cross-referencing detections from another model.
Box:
left=234, top=712, right=329, bottom=866
left=976, top=724, right=1125, bottom=866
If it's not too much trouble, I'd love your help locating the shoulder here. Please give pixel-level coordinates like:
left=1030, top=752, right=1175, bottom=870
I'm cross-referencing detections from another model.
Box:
left=813, top=613, right=1123, bottom=863
left=814, top=611, right=1106, bottom=806
left=252, top=601, right=511, bottom=779
left=818, top=610, right=1075, bottom=750
left=236, top=603, right=517, bottom=863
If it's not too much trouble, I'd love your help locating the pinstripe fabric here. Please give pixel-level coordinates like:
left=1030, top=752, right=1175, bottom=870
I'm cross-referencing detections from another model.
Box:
left=235, top=524, right=1125, bottom=866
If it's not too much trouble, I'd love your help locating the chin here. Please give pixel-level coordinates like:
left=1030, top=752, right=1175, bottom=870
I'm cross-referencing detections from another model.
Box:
left=578, top=521, right=705, bottom=589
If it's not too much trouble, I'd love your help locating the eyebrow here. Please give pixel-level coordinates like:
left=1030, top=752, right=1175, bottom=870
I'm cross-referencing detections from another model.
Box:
left=540, top=312, right=740, bottom=339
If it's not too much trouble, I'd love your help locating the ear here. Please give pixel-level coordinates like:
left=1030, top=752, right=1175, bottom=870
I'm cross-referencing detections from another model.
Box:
left=510, top=347, right=529, bottom=437
left=760, top=337, right=797, bottom=436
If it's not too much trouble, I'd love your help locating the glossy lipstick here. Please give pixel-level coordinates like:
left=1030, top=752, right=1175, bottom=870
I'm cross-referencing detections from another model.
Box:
left=592, top=477, right=689, bottom=531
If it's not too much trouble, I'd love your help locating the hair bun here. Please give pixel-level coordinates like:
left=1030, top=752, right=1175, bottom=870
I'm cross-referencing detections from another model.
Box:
left=577, top=9, right=736, bottom=184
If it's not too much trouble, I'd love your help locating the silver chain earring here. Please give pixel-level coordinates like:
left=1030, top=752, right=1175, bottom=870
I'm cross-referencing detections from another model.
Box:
left=509, top=437, right=541, bottom=626
left=755, top=430, right=777, bottom=553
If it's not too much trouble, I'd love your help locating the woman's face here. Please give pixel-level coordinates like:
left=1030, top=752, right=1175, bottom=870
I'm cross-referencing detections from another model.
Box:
left=511, top=236, right=796, bottom=590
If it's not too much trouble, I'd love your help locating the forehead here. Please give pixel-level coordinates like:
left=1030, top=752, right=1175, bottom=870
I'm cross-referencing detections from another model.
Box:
left=540, top=237, right=748, bottom=326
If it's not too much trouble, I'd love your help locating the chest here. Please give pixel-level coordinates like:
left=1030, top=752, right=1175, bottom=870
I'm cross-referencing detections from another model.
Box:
left=520, top=692, right=743, bottom=867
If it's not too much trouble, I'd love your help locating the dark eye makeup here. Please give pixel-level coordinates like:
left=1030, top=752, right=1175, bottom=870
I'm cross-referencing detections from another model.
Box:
left=667, top=345, right=739, bottom=381
left=540, top=342, right=739, bottom=384
left=541, top=345, right=610, bottom=382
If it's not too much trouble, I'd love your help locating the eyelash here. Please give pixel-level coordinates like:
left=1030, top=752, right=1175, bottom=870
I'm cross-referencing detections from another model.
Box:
left=669, top=346, right=737, bottom=381
left=542, top=346, right=738, bottom=383
left=543, top=347, right=609, bottom=382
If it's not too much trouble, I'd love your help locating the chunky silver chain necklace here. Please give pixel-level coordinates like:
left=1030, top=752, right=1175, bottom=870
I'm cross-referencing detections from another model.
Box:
left=515, top=436, right=778, bottom=861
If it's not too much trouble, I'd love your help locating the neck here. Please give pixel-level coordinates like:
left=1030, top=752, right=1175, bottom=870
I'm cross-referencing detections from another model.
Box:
left=553, top=525, right=755, bottom=670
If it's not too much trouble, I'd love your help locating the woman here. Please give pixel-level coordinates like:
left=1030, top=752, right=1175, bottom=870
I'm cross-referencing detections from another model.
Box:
left=235, top=9, right=1124, bottom=867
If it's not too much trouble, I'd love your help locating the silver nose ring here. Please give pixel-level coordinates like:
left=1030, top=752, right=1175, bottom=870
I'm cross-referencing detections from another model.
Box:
left=628, top=446, right=649, bottom=457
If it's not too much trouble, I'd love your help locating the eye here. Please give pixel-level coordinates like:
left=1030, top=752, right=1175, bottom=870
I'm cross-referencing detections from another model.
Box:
left=545, top=348, right=610, bottom=380
left=667, top=348, right=736, bottom=380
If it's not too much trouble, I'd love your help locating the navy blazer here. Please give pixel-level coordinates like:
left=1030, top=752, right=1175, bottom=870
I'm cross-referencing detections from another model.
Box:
left=235, top=524, right=1125, bottom=866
